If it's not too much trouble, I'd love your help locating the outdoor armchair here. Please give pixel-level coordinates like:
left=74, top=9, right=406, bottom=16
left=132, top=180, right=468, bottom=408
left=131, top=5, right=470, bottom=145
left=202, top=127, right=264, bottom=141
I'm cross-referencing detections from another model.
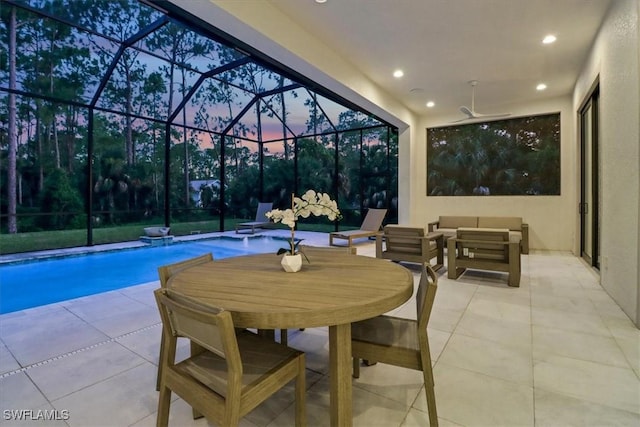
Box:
left=376, top=225, right=444, bottom=271
left=447, top=227, right=521, bottom=287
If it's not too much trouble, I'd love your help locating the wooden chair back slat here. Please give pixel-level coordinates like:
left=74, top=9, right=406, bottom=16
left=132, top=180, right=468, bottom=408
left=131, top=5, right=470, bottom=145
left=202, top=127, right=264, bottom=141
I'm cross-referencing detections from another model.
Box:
left=156, top=289, right=238, bottom=363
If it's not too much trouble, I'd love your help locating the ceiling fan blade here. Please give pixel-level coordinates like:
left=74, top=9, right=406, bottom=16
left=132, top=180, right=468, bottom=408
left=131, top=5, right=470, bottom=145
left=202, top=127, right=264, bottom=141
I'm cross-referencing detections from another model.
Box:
left=456, top=80, right=511, bottom=122
left=450, top=110, right=512, bottom=124
left=459, top=106, right=475, bottom=118
left=471, top=112, right=512, bottom=118
left=449, top=116, right=472, bottom=123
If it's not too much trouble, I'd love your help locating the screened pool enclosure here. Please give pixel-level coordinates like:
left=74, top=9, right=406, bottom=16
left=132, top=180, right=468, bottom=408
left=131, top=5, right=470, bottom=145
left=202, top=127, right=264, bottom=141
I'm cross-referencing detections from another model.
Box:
left=0, top=0, right=398, bottom=254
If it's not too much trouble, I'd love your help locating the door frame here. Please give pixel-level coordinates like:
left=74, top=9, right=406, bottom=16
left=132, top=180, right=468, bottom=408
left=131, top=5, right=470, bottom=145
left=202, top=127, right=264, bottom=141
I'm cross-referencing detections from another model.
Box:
left=578, top=77, right=600, bottom=269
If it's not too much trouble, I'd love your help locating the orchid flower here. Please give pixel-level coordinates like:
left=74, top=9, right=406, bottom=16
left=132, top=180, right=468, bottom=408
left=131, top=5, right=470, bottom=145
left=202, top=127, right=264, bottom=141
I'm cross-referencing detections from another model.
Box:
left=265, top=190, right=342, bottom=256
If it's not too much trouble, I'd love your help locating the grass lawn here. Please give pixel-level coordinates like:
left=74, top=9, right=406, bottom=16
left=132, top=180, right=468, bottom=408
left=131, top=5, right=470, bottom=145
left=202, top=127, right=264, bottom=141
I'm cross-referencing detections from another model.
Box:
left=0, top=220, right=341, bottom=255
left=0, top=220, right=226, bottom=255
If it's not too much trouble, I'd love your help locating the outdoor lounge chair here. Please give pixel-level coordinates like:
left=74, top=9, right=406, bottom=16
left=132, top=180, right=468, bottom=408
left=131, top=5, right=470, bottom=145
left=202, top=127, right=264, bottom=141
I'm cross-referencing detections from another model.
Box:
left=328, top=208, right=387, bottom=248
left=235, top=202, right=274, bottom=234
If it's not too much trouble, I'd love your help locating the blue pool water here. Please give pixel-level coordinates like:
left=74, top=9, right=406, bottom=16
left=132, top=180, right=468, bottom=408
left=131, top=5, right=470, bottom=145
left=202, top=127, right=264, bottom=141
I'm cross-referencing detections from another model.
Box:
left=0, top=237, right=288, bottom=314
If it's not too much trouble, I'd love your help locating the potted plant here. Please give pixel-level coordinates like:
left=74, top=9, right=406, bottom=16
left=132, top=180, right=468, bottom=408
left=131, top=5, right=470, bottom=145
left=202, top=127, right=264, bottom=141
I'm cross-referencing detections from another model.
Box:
left=266, top=190, right=341, bottom=272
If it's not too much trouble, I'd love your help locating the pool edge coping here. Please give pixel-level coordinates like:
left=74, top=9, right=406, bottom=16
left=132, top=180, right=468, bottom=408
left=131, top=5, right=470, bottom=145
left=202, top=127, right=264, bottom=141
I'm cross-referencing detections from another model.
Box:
left=0, top=230, right=302, bottom=265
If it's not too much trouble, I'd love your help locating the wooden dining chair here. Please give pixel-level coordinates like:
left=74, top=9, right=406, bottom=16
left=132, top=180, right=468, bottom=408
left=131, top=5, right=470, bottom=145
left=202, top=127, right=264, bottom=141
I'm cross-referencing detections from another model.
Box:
left=154, top=288, right=306, bottom=427
left=351, top=263, right=439, bottom=426
left=156, top=253, right=213, bottom=391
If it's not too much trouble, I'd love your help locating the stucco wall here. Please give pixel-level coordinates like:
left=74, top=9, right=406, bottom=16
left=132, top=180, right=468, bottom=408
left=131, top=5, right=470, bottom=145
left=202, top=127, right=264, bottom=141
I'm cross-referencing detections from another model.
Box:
left=573, top=0, right=640, bottom=326
left=413, top=97, right=576, bottom=251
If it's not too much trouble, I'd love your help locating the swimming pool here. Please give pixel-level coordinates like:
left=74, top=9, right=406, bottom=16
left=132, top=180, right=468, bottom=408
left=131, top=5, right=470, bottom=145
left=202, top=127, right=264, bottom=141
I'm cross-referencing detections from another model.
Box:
left=0, top=236, right=288, bottom=314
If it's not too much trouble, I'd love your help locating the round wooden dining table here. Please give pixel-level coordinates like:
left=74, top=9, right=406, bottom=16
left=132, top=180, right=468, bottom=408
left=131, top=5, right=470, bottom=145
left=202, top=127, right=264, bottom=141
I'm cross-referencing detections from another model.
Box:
left=168, top=251, right=414, bottom=427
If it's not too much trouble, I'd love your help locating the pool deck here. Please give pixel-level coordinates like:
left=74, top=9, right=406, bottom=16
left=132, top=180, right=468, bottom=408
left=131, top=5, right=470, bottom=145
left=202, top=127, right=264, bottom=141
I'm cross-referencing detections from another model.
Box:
left=0, top=228, right=305, bottom=265
left=0, top=231, right=639, bottom=426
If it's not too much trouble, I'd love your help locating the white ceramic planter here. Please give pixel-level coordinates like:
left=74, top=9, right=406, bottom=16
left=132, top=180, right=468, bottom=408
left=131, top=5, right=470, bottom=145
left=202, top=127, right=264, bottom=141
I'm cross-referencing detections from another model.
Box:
left=281, top=254, right=302, bottom=273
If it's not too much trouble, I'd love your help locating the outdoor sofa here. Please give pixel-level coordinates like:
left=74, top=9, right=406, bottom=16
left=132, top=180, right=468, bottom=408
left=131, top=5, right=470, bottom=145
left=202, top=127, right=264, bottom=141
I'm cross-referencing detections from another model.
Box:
left=428, top=215, right=529, bottom=254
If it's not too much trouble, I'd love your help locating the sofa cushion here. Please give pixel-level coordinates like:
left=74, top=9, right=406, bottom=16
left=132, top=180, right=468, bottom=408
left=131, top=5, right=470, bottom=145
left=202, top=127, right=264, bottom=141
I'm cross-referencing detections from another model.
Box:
left=439, top=216, right=478, bottom=229
left=436, top=228, right=457, bottom=239
left=477, top=216, right=522, bottom=231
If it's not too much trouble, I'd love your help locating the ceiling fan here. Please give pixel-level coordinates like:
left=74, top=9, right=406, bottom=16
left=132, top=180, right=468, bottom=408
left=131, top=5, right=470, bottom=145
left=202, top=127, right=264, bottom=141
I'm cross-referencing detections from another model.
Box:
left=452, top=80, right=511, bottom=123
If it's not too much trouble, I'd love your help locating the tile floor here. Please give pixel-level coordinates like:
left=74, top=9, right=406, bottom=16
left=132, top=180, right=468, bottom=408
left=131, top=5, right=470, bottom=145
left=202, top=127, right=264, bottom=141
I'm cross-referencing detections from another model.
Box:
left=0, top=231, right=638, bottom=426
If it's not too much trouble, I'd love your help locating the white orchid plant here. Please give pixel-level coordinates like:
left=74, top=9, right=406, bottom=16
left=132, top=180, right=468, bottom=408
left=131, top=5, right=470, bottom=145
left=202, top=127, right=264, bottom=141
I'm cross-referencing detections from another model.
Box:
left=266, top=190, right=342, bottom=257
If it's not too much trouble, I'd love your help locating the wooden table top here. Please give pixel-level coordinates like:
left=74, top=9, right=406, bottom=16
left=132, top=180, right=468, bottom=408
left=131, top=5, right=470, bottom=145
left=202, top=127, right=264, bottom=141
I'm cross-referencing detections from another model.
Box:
left=168, top=252, right=414, bottom=329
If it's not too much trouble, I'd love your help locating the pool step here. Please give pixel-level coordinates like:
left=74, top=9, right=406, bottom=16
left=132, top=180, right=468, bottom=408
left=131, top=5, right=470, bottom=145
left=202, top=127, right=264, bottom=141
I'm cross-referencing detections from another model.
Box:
left=139, top=235, right=174, bottom=246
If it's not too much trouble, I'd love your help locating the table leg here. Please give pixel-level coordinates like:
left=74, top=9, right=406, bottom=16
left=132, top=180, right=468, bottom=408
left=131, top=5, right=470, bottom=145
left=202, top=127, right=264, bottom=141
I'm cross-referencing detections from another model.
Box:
left=329, top=323, right=352, bottom=427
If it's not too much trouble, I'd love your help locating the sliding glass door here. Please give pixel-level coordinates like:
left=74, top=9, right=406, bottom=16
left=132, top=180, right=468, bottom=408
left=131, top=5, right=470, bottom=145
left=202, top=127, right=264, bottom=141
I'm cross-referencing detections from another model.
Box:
left=579, top=82, right=600, bottom=269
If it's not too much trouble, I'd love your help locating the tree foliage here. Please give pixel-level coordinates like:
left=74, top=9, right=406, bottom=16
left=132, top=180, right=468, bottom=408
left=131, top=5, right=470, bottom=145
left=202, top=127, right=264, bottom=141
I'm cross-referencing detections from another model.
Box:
left=0, top=0, right=397, bottom=245
left=427, top=114, right=560, bottom=196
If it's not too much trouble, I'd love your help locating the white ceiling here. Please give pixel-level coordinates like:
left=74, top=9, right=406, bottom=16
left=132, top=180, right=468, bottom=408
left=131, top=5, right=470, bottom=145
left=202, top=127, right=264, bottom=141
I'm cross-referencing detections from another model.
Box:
left=268, top=0, right=613, bottom=118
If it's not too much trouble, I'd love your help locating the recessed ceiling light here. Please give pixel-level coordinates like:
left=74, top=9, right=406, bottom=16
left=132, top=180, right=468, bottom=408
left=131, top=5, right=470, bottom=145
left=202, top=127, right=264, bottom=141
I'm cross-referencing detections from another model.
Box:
left=536, top=83, right=547, bottom=91
left=315, top=0, right=328, bottom=4
left=426, top=101, right=435, bottom=108
left=393, top=69, right=404, bottom=78
left=542, top=35, right=557, bottom=44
